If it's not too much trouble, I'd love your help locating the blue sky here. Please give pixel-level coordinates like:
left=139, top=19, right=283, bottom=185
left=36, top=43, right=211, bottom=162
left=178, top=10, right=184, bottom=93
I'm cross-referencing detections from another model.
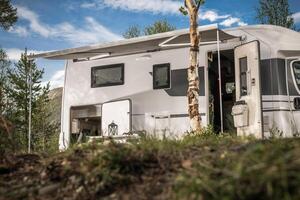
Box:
left=1, top=0, right=300, bottom=88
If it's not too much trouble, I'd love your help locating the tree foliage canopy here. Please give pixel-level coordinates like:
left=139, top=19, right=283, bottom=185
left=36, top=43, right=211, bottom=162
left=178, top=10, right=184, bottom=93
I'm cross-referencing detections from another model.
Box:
left=1, top=51, right=59, bottom=152
left=123, top=20, right=176, bottom=39
left=144, top=20, right=176, bottom=35
left=0, top=0, right=17, bottom=30
left=0, top=48, right=11, bottom=114
left=123, top=25, right=141, bottom=39
left=256, top=0, right=295, bottom=29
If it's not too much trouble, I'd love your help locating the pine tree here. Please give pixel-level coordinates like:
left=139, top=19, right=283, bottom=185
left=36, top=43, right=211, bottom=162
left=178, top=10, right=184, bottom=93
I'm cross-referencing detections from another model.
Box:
left=0, top=48, right=11, bottom=114
left=123, top=20, right=176, bottom=39
left=123, top=25, right=141, bottom=39
left=0, top=0, right=18, bottom=30
left=0, top=48, right=14, bottom=152
left=7, top=52, right=57, bottom=151
left=144, top=20, right=176, bottom=35
left=256, top=0, right=295, bottom=29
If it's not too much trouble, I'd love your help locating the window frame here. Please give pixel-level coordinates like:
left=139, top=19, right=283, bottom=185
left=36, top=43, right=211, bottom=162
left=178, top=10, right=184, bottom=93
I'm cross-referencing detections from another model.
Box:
left=153, top=63, right=171, bottom=90
left=291, top=59, right=300, bottom=95
left=239, top=57, right=248, bottom=96
left=91, top=63, right=125, bottom=88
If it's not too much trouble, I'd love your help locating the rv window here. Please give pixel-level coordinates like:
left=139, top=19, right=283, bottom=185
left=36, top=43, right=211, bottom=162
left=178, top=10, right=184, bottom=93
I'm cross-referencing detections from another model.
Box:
left=292, top=61, right=300, bottom=90
left=91, top=64, right=124, bottom=88
left=239, top=57, right=248, bottom=96
left=153, top=63, right=171, bottom=89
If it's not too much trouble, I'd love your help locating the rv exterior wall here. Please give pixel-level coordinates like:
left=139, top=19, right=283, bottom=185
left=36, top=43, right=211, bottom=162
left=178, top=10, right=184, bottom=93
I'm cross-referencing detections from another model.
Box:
left=59, top=26, right=300, bottom=149
left=60, top=47, right=208, bottom=150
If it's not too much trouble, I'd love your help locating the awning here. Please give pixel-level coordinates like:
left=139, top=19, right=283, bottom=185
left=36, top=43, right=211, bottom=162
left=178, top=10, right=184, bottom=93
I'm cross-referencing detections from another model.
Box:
left=29, top=24, right=240, bottom=60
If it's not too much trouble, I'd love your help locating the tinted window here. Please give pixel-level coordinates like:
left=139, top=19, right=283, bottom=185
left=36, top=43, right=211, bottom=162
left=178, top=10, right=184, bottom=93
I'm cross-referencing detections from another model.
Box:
left=239, top=57, right=248, bottom=96
left=292, top=61, right=300, bottom=91
left=91, top=64, right=124, bottom=88
left=153, top=63, right=170, bottom=89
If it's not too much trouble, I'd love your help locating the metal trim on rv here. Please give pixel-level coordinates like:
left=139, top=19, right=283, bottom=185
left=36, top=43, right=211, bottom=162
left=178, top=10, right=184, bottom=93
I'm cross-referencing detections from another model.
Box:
left=28, top=24, right=240, bottom=60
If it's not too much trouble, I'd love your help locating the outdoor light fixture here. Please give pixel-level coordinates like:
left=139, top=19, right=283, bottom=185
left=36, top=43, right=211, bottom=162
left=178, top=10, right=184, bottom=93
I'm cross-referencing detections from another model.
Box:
left=89, top=53, right=111, bottom=60
left=135, top=54, right=152, bottom=61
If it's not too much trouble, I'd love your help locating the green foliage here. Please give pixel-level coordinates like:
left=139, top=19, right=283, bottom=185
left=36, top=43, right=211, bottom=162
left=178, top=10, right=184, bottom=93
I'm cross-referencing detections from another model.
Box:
left=173, top=138, right=300, bottom=200
left=179, top=6, right=188, bottom=16
left=3, top=135, right=300, bottom=199
left=123, top=25, right=141, bottom=39
left=144, top=20, right=176, bottom=35
left=256, top=0, right=295, bottom=29
left=0, top=48, right=11, bottom=114
left=0, top=0, right=17, bottom=30
left=179, top=0, right=205, bottom=15
left=123, top=20, right=176, bottom=39
left=1, top=51, right=59, bottom=153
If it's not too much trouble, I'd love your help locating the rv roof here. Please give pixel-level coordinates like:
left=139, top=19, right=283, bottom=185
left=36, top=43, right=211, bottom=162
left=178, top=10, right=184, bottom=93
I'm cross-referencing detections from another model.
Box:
left=29, top=24, right=239, bottom=60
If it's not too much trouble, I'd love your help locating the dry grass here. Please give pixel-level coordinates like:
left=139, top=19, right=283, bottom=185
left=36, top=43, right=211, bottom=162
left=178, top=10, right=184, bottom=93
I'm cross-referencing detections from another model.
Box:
left=1, top=130, right=300, bottom=200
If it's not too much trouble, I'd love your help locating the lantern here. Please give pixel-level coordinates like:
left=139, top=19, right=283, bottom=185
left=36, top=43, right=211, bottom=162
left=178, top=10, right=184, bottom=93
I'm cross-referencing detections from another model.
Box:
left=108, top=121, right=118, bottom=136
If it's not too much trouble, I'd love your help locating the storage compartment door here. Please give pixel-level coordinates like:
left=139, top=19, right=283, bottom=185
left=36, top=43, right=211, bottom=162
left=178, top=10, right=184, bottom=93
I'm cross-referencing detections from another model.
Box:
left=101, top=100, right=131, bottom=136
left=234, top=41, right=263, bottom=137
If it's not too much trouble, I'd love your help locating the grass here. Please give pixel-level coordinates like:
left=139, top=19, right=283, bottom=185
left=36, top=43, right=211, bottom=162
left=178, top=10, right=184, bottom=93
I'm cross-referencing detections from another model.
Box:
left=1, top=129, right=300, bottom=200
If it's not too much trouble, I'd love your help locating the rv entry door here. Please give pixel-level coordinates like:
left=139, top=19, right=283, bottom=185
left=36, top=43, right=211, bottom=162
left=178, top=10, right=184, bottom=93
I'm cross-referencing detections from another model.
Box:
left=234, top=41, right=263, bottom=138
left=101, top=99, right=131, bottom=136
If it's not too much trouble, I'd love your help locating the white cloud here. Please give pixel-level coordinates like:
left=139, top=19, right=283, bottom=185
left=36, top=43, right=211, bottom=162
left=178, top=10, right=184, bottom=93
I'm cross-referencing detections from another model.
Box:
left=80, top=2, right=97, bottom=9
left=237, top=21, right=248, bottom=26
left=4, top=48, right=45, bottom=61
left=99, top=0, right=181, bottom=14
left=16, top=5, right=51, bottom=37
left=199, top=10, right=229, bottom=22
left=292, top=12, right=300, bottom=24
left=8, top=26, right=29, bottom=37
left=13, top=5, right=122, bottom=46
left=51, top=17, right=122, bottom=46
left=220, top=17, right=247, bottom=27
left=46, top=70, right=65, bottom=89
left=80, top=0, right=247, bottom=27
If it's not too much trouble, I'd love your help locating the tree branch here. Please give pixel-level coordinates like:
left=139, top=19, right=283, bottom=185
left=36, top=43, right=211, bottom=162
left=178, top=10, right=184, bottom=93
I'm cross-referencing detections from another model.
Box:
left=196, top=1, right=201, bottom=11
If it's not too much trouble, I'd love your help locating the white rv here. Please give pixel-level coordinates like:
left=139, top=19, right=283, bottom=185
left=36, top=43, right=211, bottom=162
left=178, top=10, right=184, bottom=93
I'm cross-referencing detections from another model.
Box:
left=31, top=24, right=300, bottom=150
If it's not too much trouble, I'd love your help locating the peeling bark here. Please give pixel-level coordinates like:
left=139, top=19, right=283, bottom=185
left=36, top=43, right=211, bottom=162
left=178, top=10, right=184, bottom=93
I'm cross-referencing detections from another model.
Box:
left=185, top=0, right=201, bottom=131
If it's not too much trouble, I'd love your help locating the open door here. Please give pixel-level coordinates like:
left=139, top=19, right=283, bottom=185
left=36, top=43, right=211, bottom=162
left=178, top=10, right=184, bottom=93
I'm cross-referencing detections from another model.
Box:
left=233, top=41, right=263, bottom=138
left=101, top=99, right=131, bottom=136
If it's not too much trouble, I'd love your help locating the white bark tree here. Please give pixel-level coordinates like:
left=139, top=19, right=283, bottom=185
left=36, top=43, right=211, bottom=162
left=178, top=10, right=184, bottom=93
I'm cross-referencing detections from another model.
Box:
left=180, top=0, right=204, bottom=131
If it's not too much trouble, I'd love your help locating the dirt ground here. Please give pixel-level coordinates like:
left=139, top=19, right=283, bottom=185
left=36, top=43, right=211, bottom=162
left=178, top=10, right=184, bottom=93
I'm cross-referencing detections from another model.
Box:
left=1, top=136, right=300, bottom=200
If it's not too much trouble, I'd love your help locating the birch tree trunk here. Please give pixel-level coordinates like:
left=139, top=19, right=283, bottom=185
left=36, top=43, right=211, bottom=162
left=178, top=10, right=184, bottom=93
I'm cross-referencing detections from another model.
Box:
left=185, top=0, right=202, bottom=131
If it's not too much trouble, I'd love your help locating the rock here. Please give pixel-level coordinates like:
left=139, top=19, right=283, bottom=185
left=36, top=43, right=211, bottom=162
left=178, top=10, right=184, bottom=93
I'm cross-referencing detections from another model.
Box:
left=38, top=183, right=60, bottom=195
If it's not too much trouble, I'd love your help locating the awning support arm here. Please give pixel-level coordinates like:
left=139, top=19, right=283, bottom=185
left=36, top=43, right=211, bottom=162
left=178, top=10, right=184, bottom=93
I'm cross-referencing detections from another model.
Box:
left=217, top=29, right=224, bottom=133
left=158, top=34, right=222, bottom=48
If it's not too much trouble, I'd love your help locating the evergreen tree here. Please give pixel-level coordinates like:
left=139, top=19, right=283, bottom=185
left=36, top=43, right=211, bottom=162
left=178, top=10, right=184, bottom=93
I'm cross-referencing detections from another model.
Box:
left=0, top=48, right=11, bottom=114
left=123, top=25, right=141, bottom=39
left=256, top=0, right=295, bottom=29
left=7, top=52, right=57, bottom=151
left=0, top=0, right=18, bottom=30
left=122, top=20, right=176, bottom=39
left=0, top=48, right=14, bottom=152
left=144, top=20, right=176, bottom=35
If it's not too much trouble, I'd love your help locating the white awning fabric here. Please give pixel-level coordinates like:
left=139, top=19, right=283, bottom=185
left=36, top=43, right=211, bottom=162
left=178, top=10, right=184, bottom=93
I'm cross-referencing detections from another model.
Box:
left=29, top=24, right=240, bottom=60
